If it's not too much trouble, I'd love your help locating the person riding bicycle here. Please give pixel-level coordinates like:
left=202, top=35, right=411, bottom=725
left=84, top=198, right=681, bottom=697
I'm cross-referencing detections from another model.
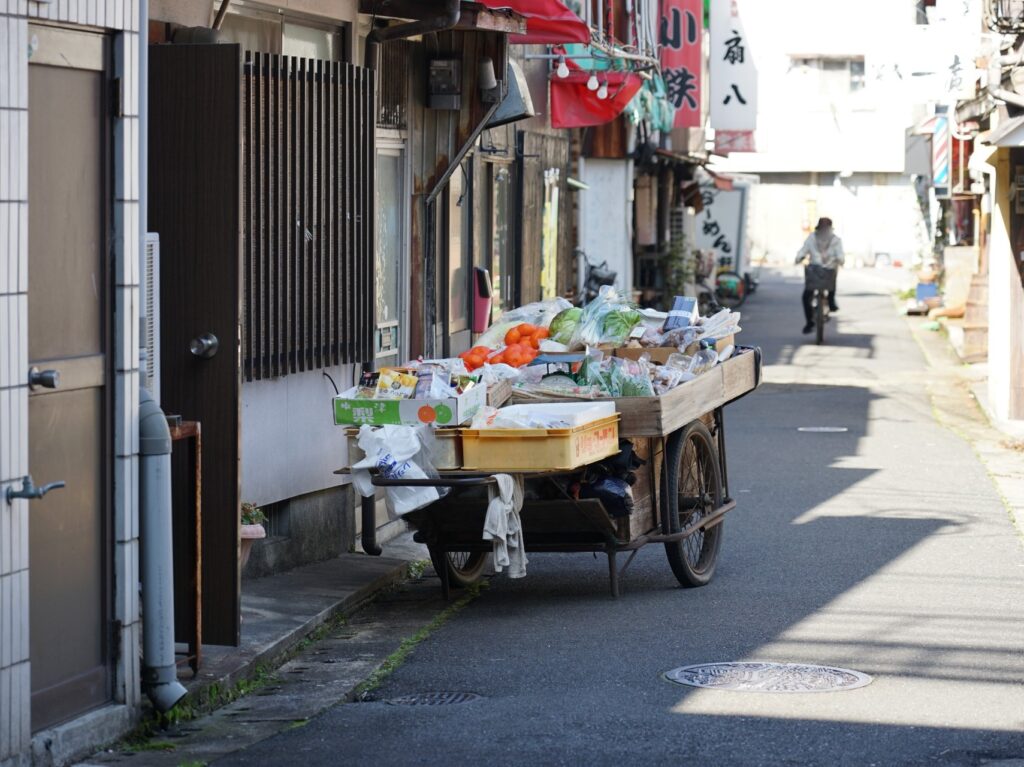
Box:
left=794, top=217, right=844, bottom=334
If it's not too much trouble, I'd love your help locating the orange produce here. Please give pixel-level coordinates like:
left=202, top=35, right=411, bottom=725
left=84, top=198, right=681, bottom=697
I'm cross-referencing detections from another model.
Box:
left=504, top=328, right=522, bottom=345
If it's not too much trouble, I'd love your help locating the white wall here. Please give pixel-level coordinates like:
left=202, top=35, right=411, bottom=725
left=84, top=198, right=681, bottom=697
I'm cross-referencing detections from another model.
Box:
left=712, top=0, right=916, bottom=174
left=240, top=364, right=356, bottom=506
left=579, top=159, right=635, bottom=295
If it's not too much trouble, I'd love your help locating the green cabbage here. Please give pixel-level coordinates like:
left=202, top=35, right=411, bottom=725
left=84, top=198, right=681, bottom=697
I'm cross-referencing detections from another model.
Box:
left=549, top=307, right=583, bottom=345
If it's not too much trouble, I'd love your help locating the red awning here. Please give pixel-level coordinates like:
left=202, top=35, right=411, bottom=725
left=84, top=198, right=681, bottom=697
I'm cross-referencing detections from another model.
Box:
left=549, top=70, right=643, bottom=128
left=476, top=0, right=590, bottom=44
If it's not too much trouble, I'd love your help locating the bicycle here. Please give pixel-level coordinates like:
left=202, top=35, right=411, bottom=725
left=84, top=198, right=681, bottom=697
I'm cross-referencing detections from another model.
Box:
left=804, top=264, right=836, bottom=345
left=695, top=251, right=748, bottom=315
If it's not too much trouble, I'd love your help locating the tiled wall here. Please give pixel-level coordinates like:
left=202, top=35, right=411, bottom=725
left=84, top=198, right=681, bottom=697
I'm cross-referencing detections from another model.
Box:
left=0, top=1, right=140, bottom=763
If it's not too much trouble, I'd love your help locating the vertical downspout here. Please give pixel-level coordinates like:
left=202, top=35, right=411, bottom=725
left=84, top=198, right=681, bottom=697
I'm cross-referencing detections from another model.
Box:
left=139, top=390, right=188, bottom=710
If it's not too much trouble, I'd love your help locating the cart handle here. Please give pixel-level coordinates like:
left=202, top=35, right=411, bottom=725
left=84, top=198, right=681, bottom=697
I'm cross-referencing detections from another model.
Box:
left=371, top=476, right=497, bottom=488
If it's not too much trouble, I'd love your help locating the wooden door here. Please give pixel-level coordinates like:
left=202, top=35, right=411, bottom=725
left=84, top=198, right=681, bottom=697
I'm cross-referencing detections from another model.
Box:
left=149, top=44, right=242, bottom=645
left=27, top=26, right=112, bottom=731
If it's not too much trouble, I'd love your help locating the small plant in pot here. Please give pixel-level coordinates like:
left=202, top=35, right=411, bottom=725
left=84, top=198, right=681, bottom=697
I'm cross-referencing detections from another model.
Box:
left=240, top=502, right=267, bottom=568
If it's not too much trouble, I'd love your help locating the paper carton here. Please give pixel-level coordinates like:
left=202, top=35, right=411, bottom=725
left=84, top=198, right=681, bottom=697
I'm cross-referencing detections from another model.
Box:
left=333, top=383, right=486, bottom=427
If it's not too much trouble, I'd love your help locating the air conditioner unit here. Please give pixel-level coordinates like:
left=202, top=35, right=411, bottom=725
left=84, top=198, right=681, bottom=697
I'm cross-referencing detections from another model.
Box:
left=142, top=233, right=160, bottom=401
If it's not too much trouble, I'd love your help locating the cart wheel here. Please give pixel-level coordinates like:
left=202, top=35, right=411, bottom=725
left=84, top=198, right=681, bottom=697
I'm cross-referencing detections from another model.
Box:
left=428, top=548, right=488, bottom=589
left=662, top=421, right=724, bottom=587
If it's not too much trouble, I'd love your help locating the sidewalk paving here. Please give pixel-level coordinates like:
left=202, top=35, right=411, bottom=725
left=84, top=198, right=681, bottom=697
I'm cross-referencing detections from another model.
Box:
left=909, top=313, right=1024, bottom=540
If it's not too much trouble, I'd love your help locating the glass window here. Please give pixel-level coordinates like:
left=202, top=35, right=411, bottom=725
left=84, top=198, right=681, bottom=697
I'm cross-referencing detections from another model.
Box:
left=490, top=164, right=514, bottom=317
left=375, top=151, right=404, bottom=363
left=850, top=59, right=865, bottom=92
left=283, top=23, right=337, bottom=61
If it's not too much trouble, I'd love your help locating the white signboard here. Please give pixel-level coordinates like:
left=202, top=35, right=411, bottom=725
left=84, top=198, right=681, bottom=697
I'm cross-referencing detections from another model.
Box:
left=696, top=184, right=747, bottom=274
left=710, top=0, right=758, bottom=131
left=868, top=0, right=981, bottom=102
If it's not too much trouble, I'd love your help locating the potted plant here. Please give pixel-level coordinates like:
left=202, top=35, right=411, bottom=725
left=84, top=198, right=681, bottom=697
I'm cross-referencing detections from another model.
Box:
left=240, top=502, right=267, bottom=568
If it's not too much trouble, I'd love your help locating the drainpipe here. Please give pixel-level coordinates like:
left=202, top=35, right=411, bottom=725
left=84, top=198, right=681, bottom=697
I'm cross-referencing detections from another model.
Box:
left=363, top=0, right=461, bottom=70
left=139, top=389, right=188, bottom=711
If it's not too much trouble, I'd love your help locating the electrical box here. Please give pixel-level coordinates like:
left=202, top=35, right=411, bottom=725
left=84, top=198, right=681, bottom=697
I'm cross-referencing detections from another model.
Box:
left=428, top=58, right=461, bottom=110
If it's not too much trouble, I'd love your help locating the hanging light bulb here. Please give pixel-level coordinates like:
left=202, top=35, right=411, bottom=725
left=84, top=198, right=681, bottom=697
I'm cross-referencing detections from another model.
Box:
left=556, top=56, right=570, bottom=79
left=587, top=73, right=599, bottom=91
left=597, top=80, right=609, bottom=100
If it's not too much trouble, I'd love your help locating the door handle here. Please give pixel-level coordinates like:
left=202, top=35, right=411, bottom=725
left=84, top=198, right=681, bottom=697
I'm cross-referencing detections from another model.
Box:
left=5, top=475, right=66, bottom=505
left=189, top=333, right=219, bottom=359
left=28, top=367, right=60, bottom=390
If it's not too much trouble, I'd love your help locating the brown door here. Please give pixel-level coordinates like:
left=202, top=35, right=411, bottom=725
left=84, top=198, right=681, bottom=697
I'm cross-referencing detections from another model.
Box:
left=27, top=26, right=112, bottom=731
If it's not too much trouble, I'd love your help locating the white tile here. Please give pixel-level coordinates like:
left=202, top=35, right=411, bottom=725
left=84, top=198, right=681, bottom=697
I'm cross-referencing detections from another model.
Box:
left=0, top=574, right=11, bottom=668
left=0, top=667, right=10, bottom=760
left=113, top=284, right=136, bottom=373
left=12, top=570, right=25, bottom=664
left=113, top=369, right=139, bottom=457
left=15, top=661, right=28, bottom=752
left=14, top=293, right=25, bottom=387
left=10, top=499, right=24, bottom=574
left=16, top=110, right=25, bottom=202
left=0, top=296, right=12, bottom=387
left=13, top=386, right=25, bottom=480
left=0, top=500, right=9, bottom=579
left=111, top=455, right=132, bottom=543
left=0, top=203, right=8, bottom=295
left=113, top=538, right=138, bottom=625
left=0, top=390, right=10, bottom=483
left=0, top=110, right=10, bottom=202
left=0, top=21, right=9, bottom=111
left=16, top=202, right=25, bottom=294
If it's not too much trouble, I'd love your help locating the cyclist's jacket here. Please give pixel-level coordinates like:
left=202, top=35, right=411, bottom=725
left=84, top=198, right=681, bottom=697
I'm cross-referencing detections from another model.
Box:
left=795, top=233, right=844, bottom=268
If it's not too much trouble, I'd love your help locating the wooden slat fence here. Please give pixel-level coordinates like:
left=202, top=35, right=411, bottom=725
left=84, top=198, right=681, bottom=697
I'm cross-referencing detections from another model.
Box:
left=242, top=51, right=375, bottom=381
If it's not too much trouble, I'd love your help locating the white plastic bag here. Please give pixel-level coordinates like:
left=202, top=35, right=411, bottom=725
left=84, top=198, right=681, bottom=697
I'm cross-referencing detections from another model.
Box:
left=351, top=425, right=440, bottom=516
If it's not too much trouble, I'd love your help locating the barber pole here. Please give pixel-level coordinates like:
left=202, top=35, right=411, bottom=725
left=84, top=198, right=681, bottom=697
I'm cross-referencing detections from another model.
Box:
left=932, top=110, right=951, bottom=199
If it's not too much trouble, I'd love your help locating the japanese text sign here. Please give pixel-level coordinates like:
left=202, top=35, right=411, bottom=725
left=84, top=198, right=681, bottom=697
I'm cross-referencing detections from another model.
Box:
left=659, top=0, right=703, bottom=129
left=710, top=0, right=757, bottom=131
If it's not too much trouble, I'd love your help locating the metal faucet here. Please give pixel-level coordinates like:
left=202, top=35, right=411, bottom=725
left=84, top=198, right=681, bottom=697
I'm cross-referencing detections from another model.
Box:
left=5, top=475, right=66, bottom=505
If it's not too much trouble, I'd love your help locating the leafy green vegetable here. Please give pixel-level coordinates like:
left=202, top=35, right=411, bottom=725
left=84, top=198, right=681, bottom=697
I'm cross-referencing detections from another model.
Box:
left=549, top=307, right=582, bottom=345
left=601, top=309, right=643, bottom=345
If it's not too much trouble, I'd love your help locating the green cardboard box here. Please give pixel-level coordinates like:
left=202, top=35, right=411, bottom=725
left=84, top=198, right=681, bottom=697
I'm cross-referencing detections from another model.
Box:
left=333, top=383, right=486, bottom=427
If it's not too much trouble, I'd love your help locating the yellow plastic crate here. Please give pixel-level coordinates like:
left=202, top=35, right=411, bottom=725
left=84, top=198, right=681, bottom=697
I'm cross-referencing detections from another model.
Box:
left=460, top=414, right=620, bottom=471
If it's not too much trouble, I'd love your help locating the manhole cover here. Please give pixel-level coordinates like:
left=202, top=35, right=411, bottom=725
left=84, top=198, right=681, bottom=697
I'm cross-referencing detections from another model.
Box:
left=385, top=692, right=482, bottom=706
left=797, top=426, right=849, bottom=433
left=664, top=662, right=872, bottom=693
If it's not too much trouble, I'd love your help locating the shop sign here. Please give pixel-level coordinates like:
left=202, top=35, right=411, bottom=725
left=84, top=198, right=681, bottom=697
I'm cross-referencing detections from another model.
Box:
left=710, top=0, right=757, bottom=131
left=659, top=0, right=703, bottom=129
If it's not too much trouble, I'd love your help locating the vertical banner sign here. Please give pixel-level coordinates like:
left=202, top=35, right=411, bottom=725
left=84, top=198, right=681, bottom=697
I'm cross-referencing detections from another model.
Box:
left=932, top=110, right=951, bottom=199
left=710, top=0, right=757, bottom=131
left=660, top=0, right=703, bottom=129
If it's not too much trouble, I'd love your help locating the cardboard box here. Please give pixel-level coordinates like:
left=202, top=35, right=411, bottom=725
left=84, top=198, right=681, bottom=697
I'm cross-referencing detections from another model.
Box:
left=614, top=334, right=735, bottom=364
left=333, top=383, right=486, bottom=427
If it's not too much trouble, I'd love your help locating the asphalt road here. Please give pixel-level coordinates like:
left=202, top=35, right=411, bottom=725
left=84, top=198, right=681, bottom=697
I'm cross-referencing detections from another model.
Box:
left=219, top=268, right=1024, bottom=767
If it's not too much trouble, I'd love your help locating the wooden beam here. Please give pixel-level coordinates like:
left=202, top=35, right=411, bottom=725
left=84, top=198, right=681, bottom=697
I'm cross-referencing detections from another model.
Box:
left=455, top=3, right=527, bottom=34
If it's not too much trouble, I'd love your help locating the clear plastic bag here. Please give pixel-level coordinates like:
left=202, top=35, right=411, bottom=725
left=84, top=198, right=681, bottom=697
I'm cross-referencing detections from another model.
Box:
left=498, top=297, right=573, bottom=328
left=569, top=286, right=643, bottom=349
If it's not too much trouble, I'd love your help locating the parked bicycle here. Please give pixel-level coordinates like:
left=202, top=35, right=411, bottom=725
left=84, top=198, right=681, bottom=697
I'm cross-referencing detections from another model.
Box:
left=695, top=251, right=748, bottom=316
left=573, top=248, right=617, bottom=306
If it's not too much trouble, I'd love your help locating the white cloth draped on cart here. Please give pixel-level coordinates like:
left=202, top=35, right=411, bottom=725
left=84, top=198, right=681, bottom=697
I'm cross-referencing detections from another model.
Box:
left=483, top=474, right=528, bottom=578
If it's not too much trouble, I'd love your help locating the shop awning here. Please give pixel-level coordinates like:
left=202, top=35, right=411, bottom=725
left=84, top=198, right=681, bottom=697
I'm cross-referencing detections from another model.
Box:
left=476, top=0, right=590, bottom=44
left=983, top=115, right=1024, bottom=147
left=549, top=69, right=643, bottom=128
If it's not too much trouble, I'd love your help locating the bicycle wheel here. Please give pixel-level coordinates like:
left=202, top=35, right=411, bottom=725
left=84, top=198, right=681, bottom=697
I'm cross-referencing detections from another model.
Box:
left=428, top=548, right=488, bottom=589
left=662, top=421, right=724, bottom=587
left=815, top=291, right=825, bottom=345
left=715, top=271, right=747, bottom=309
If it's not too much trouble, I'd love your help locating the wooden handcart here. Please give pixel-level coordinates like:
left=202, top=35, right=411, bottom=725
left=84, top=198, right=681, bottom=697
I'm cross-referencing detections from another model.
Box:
left=366, top=347, right=762, bottom=598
